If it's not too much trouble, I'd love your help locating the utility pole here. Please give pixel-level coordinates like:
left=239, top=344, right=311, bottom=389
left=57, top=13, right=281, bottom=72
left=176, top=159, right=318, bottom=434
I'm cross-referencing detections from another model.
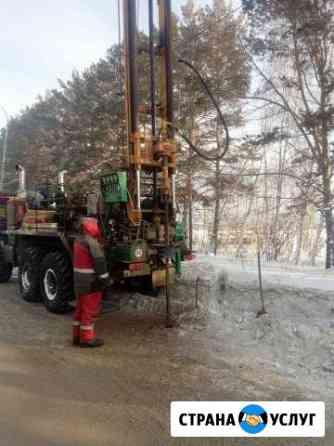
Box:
left=0, top=106, right=9, bottom=191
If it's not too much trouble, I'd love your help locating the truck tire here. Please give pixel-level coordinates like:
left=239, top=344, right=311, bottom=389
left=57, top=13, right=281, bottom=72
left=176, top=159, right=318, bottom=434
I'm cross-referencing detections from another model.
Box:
left=0, top=262, right=13, bottom=283
left=129, top=276, right=160, bottom=297
left=143, top=276, right=160, bottom=298
left=18, top=246, right=43, bottom=302
left=40, top=251, right=74, bottom=314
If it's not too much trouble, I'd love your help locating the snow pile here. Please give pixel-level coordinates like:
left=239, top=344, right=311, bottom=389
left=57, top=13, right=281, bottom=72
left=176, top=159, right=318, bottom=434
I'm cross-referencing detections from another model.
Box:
left=187, top=256, right=334, bottom=395
left=216, top=285, right=334, bottom=392
left=106, top=260, right=228, bottom=319
left=103, top=256, right=334, bottom=398
left=105, top=256, right=334, bottom=395
left=145, top=256, right=334, bottom=395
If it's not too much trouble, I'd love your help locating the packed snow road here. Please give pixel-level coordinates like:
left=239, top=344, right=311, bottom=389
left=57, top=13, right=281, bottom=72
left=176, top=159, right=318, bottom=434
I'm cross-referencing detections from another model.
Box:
left=0, top=266, right=333, bottom=445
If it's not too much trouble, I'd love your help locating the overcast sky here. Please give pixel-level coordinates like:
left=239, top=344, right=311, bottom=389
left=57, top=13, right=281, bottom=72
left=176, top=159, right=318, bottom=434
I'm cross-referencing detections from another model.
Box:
left=0, top=0, right=215, bottom=128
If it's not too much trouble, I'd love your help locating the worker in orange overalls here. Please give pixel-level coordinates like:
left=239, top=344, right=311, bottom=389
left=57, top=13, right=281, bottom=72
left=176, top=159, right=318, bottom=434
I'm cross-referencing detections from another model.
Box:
left=72, top=217, right=110, bottom=348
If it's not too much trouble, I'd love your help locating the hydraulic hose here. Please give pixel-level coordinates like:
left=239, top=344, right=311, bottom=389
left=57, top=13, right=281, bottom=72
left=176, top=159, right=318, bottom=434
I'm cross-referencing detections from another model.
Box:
left=172, top=59, right=230, bottom=162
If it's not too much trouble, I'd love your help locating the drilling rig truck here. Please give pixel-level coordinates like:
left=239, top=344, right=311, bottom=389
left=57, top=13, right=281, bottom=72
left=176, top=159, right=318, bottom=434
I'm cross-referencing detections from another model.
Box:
left=0, top=0, right=227, bottom=318
left=0, top=0, right=183, bottom=317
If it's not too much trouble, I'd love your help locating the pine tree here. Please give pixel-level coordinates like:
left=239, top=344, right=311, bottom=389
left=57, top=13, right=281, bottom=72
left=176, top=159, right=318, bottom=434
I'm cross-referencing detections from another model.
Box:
left=243, top=0, right=334, bottom=268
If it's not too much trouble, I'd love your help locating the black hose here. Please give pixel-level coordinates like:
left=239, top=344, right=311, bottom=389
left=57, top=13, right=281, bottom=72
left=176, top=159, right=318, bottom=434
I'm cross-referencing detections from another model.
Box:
left=173, top=59, right=230, bottom=162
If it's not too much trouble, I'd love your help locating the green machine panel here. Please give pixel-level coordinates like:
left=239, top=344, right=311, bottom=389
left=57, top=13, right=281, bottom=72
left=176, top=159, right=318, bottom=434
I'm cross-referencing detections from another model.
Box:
left=175, top=222, right=185, bottom=241
left=101, top=171, right=128, bottom=204
left=109, top=241, right=147, bottom=263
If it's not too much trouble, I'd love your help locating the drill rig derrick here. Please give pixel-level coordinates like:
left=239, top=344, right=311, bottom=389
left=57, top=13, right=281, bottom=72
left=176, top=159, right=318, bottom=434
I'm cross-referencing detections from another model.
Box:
left=122, top=0, right=176, bottom=223
left=100, top=0, right=180, bottom=300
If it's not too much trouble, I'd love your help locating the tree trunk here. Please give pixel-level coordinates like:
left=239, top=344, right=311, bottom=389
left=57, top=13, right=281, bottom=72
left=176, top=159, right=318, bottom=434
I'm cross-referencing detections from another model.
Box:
left=187, top=129, right=198, bottom=254
left=310, top=214, right=323, bottom=266
left=213, top=196, right=220, bottom=255
left=294, top=205, right=306, bottom=265
left=272, top=141, right=287, bottom=261
left=323, top=168, right=334, bottom=269
left=263, top=150, right=271, bottom=262
left=188, top=181, right=193, bottom=252
left=182, top=197, right=188, bottom=244
left=324, top=208, right=334, bottom=269
left=187, top=165, right=193, bottom=252
left=212, top=160, right=221, bottom=256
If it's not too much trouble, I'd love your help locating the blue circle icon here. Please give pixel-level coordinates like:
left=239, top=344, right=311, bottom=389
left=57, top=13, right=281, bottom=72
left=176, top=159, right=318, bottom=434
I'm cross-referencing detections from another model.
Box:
left=239, top=404, right=268, bottom=434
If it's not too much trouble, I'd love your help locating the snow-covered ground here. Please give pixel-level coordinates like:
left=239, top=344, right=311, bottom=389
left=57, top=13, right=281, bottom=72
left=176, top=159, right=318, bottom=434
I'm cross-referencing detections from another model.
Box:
left=172, top=256, right=334, bottom=411
left=110, top=253, right=334, bottom=404
left=196, top=254, right=334, bottom=292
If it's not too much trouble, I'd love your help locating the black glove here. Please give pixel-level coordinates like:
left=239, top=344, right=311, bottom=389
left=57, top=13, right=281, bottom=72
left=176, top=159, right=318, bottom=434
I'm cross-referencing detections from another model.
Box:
left=99, top=274, right=113, bottom=289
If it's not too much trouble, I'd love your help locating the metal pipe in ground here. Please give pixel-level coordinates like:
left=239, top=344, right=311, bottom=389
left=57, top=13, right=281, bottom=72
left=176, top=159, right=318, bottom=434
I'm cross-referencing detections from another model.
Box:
left=195, top=277, right=200, bottom=309
left=256, top=249, right=267, bottom=317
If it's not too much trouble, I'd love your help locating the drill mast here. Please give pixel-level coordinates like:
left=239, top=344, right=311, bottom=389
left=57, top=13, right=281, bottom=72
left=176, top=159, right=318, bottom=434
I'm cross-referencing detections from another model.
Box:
left=123, top=0, right=176, bottom=243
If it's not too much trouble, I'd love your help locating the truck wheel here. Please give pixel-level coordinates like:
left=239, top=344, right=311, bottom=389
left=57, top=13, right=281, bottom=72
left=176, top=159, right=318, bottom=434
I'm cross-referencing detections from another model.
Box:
left=40, top=251, right=74, bottom=314
left=129, top=276, right=160, bottom=297
left=0, top=262, right=13, bottom=283
left=18, top=247, right=43, bottom=302
left=143, top=276, right=160, bottom=298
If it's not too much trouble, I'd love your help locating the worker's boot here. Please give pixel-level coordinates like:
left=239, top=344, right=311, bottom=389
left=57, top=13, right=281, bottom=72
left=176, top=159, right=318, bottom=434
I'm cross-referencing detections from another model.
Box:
left=72, top=322, right=80, bottom=346
left=79, top=325, right=104, bottom=348
left=79, top=338, right=104, bottom=348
